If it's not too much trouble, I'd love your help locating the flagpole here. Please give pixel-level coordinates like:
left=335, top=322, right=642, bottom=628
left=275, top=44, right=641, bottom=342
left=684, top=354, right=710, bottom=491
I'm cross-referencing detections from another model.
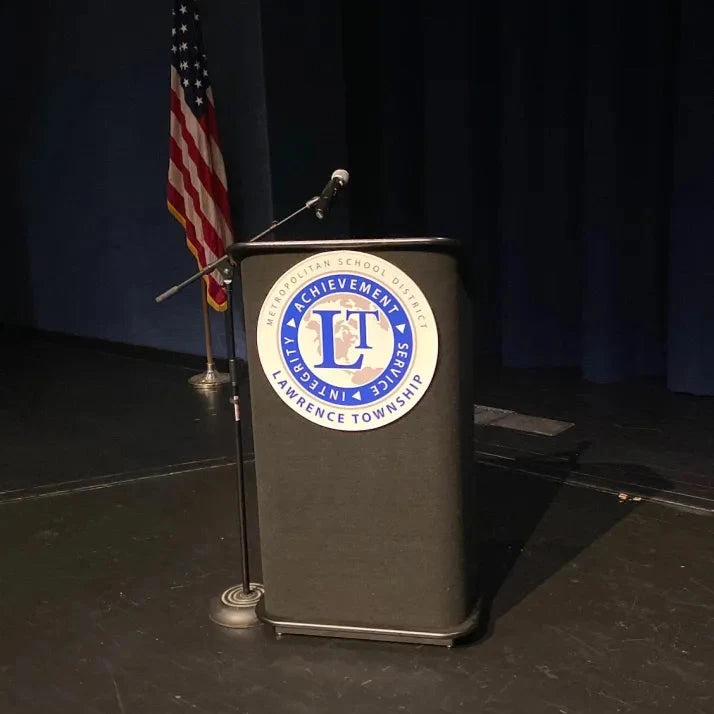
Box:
left=188, top=279, right=230, bottom=389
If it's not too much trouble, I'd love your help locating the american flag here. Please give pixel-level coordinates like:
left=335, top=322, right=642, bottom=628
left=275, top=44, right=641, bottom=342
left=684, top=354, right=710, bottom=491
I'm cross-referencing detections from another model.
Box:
left=167, top=0, right=232, bottom=311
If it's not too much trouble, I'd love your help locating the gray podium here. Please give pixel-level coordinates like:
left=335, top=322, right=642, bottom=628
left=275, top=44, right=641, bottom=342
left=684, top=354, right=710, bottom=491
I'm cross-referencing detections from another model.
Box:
left=240, top=237, right=477, bottom=646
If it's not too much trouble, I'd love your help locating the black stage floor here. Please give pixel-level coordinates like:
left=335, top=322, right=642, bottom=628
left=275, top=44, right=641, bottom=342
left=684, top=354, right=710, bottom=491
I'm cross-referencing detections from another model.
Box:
left=2, top=332, right=713, bottom=713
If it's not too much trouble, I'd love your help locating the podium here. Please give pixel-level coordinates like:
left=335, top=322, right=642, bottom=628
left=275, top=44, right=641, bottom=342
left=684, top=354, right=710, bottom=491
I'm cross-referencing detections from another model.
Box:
left=240, top=237, right=477, bottom=646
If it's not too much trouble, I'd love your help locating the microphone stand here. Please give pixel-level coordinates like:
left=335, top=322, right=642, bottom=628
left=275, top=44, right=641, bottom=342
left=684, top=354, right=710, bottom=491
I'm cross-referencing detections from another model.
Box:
left=156, top=195, right=318, bottom=628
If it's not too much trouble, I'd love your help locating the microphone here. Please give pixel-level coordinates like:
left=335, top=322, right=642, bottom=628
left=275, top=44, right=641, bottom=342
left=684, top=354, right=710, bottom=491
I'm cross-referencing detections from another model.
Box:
left=315, top=169, right=349, bottom=220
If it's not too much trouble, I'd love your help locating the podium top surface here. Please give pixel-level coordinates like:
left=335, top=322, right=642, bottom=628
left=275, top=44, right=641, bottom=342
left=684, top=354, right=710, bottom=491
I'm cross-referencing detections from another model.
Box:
left=231, top=237, right=459, bottom=258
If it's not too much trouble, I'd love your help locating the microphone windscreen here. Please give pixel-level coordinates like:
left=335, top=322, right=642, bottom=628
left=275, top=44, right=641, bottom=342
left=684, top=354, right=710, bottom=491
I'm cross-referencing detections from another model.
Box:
left=331, top=169, right=349, bottom=186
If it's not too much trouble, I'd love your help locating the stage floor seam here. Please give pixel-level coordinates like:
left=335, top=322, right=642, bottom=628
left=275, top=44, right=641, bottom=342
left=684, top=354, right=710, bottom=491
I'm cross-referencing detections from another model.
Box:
left=0, top=456, right=252, bottom=505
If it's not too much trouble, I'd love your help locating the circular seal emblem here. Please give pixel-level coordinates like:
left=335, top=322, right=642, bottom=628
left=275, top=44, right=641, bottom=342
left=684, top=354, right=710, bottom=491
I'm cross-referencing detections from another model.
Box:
left=256, top=250, right=438, bottom=431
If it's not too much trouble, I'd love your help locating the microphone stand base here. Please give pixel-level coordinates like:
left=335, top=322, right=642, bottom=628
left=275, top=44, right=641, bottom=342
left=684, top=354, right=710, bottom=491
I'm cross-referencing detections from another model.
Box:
left=209, top=583, right=265, bottom=629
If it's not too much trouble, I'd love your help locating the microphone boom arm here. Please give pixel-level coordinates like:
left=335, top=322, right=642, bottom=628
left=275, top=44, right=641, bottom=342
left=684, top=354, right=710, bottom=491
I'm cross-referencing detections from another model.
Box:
left=155, top=196, right=319, bottom=304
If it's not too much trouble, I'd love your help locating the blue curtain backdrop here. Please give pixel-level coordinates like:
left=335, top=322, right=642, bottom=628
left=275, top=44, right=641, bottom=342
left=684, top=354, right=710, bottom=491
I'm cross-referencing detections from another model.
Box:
left=6, top=0, right=714, bottom=395
left=335, top=0, right=713, bottom=395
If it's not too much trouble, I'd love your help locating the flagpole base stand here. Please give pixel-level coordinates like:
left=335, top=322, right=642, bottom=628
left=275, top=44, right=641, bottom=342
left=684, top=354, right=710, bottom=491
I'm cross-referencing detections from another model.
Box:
left=209, top=583, right=264, bottom=629
left=188, top=363, right=230, bottom=390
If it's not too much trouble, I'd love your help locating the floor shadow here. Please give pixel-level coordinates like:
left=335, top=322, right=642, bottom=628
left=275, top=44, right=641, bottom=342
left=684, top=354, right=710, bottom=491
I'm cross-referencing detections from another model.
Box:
left=463, top=441, right=674, bottom=645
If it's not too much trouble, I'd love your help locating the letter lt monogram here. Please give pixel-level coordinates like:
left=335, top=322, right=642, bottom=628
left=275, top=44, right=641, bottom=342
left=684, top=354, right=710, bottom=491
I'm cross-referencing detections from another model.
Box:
left=312, top=309, right=379, bottom=369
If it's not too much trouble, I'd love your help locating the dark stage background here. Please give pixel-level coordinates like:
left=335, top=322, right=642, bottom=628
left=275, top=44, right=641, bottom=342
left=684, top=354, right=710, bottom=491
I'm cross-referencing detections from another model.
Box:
left=5, top=0, right=713, bottom=395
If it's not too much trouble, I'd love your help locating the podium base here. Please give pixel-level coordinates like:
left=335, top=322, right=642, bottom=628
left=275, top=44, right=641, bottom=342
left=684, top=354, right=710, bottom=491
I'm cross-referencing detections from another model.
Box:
left=259, top=601, right=481, bottom=647
left=209, top=583, right=264, bottom=628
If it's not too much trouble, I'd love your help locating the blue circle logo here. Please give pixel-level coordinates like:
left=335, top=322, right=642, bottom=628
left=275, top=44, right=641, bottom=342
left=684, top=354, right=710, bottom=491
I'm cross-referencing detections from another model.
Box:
left=279, top=273, right=413, bottom=407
